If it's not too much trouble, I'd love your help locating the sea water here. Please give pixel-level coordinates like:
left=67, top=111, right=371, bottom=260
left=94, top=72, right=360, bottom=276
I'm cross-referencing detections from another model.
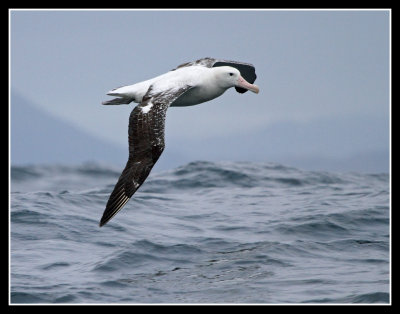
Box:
left=10, top=161, right=390, bottom=304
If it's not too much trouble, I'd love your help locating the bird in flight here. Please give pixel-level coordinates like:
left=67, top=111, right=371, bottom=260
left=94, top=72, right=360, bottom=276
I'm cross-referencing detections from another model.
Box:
left=99, top=57, right=259, bottom=227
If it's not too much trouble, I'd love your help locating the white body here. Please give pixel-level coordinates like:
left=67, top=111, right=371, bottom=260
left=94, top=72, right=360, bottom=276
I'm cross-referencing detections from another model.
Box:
left=106, top=66, right=258, bottom=107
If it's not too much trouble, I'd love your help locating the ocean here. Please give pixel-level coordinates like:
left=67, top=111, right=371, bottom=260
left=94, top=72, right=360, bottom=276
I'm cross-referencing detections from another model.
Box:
left=10, top=161, right=390, bottom=304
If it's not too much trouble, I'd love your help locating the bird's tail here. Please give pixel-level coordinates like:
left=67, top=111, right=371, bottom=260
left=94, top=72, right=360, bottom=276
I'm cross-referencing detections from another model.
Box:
left=102, top=97, right=133, bottom=105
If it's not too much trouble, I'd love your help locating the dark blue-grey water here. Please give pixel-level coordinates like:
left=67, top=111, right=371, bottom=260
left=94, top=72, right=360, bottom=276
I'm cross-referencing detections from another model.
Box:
left=10, top=161, right=390, bottom=304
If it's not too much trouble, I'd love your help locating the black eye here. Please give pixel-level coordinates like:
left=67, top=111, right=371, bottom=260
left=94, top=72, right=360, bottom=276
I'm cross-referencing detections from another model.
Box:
left=229, top=73, right=234, bottom=76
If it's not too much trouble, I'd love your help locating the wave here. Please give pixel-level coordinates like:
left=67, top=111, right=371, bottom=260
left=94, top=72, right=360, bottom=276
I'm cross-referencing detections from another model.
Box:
left=11, top=160, right=388, bottom=189
left=10, top=160, right=390, bottom=304
left=11, top=162, right=121, bottom=181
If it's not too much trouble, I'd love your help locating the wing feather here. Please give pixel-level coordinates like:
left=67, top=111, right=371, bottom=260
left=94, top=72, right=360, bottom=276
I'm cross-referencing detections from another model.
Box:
left=99, top=84, right=193, bottom=227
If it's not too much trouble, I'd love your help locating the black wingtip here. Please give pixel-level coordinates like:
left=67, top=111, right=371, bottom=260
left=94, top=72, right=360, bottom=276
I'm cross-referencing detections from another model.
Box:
left=99, top=211, right=113, bottom=227
left=99, top=214, right=112, bottom=227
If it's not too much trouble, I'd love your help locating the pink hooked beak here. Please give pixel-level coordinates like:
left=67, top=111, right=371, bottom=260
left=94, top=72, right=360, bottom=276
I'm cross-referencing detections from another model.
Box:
left=236, top=75, right=259, bottom=94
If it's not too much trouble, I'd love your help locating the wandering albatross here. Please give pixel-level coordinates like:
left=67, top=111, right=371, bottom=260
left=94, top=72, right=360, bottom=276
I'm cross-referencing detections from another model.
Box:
left=99, top=57, right=259, bottom=227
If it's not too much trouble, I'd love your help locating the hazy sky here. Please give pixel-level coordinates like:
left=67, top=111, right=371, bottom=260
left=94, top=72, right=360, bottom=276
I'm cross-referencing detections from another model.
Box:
left=10, top=9, right=390, bottom=170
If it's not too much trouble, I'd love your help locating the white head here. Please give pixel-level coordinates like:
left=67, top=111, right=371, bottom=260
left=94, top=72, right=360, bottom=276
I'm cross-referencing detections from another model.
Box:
left=213, top=66, right=259, bottom=94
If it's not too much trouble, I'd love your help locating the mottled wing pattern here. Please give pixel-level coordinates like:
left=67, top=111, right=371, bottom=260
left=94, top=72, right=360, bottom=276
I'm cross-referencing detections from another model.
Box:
left=173, top=57, right=217, bottom=70
left=99, top=85, right=193, bottom=227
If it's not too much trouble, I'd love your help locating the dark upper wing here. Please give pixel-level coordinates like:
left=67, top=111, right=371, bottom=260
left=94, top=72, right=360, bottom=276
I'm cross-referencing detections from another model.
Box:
left=173, top=57, right=257, bottom=93
left=173, top=57, right=217, bottom=70
left=99, top=84, right=193, bottom=227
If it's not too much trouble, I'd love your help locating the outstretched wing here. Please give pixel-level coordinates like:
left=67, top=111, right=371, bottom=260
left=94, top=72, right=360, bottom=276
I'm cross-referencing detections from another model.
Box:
left=173, top=57, right=257, bottom=93
left=99, top=84, right=193, bottom=227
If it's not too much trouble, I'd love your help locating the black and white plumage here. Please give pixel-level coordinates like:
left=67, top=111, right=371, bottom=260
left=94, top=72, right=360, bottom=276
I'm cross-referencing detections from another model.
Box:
left=99, top=57, right=259, bottom=227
